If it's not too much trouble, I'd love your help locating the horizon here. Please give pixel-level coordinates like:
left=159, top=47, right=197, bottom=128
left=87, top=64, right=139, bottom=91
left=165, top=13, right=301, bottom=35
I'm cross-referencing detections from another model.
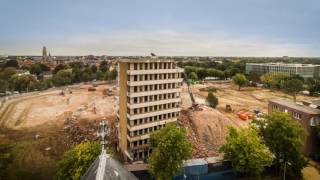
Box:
left=1, top=0, right=319, bottom=56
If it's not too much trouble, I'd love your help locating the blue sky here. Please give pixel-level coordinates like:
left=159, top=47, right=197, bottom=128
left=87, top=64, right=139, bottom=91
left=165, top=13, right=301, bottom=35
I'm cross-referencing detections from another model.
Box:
left=0, top=0, right=319, bottom=56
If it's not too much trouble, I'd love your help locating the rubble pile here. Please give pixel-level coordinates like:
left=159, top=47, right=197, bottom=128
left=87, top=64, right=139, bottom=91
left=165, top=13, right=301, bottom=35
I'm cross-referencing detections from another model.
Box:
left=178, top=109, right=209, bottom=158
left=63, top=114, right=118, bottom=147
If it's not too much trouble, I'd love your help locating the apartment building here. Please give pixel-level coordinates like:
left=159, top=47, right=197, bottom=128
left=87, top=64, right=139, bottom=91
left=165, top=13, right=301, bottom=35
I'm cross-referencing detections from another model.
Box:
left=268, top=99, right=320, bottom=156
left=246, top=63, right=320, bottom=79
left=117, top=59, right=184, bottom=161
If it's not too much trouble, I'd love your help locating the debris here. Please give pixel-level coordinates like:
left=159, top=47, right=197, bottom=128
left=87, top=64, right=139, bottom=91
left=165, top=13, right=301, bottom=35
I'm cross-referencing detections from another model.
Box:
left=45, top=147, right=51, bottom=151
left=35, top=134, right=41, bottom=140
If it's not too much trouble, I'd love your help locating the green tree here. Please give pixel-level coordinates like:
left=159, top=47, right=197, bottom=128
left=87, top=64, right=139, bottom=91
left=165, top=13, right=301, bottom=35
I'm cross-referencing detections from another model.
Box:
left=9, top=74, right=37, bottom=92
left=206, top=91, right=218, bottom=108
left=56, top=142, right=101, bottom=180
left=283, top=79, right=304, bottom=102
left=5, top=60, right=18, bottom=68
left=148, top=123, right=192, bottom=180
left=254, top=111, right=307, bottom=177
left=99, top=60, right=109, bottom=72
left=52, top=70, right=72, bottom=86
left=189, top=72, right=198, bottom=81
left=29, top=63, right=42, bottom=75
left=104, top=69, right=117, bottom=81
left=232, top=73, right=247, bottom=90
left=306, top=78, right=320, bottom=96
left=0, top=67, right=16, bottom=80
left=220, top=126, right=274, bottom=176
left=53, top=64, right=68, bottom=74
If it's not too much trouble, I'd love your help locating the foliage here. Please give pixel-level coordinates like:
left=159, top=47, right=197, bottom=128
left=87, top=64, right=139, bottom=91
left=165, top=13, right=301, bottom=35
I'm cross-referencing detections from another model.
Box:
left=104, top=69, right=117, bottom=80
left=220, top=126, right=274, bottom=176
left=52, top=70, right=72, bottom=86
left=253, top=111, right=307, bottom=177
left=56, top=142, right=101, bottom=180
left=9, top=74, right=37, bottom=92
left=0, top=67, right=16, bottom=80
left=0, top=144, right=14, bottom=179
left=99, top=60, right=109, bottom=72
left=283, top=79, right=304, bottom=102
left=260, top=72, right=290, bottom=90
left=189, top=72, right=198, bottom=81
left=53, top=64, right=68, bottom=74
left=306, top=78, right=320, bottom=96
left=5, top=60, right=19, bottom=68
left=232, top=73, right=247, bottom=90
left=206, top=91, right=218, bottom=108
left=148, top=123, right=192, bottom=180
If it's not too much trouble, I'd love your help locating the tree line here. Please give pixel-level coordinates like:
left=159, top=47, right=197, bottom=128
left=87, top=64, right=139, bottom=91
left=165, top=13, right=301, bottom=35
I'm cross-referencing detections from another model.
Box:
left=0, top=60, right=117, bottom=93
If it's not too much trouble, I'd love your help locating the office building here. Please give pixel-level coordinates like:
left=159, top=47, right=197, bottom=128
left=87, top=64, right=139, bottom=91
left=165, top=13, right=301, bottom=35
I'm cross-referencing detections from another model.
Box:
left=246, top=63, right=320, bottom=79
left=117, top=58, right=184, bottom=161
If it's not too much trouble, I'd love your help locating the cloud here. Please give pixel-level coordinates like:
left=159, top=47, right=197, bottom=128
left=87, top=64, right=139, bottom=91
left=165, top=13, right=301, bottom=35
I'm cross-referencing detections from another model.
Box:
left=1, top=30, right=319, bottom=56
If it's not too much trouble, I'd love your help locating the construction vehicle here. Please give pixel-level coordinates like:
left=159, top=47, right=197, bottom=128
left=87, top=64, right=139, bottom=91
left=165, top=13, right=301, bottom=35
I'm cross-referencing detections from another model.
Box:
left=183, top=73, right=202, bottom=111
left=225, top=104, right=232, bottom=112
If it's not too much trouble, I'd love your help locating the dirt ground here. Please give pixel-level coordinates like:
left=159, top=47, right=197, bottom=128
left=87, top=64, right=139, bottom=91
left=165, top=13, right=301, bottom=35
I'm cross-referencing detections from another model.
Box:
left=180, top=80, right=320, bottom=157
left=0, top=82, right=118, bottom=179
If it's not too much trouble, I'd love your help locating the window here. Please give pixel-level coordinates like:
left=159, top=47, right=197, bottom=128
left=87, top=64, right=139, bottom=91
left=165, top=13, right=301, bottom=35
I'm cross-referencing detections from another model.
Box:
left=310, top=117, right=320, bottom=126
left=293, top=112, right=301, bottom=120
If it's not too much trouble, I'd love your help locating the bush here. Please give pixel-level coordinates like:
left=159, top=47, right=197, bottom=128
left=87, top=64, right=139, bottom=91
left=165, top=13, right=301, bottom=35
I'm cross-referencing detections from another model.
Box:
left=206, top=91, right=218, bottom=108
left=56, top=142, right=101, bottom=180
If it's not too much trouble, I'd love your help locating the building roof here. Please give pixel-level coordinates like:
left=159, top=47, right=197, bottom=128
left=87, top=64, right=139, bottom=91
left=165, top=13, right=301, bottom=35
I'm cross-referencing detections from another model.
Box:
left=246, top=63, right=320, bottom=67
left=81, top=152, right=138, bottom=180
left=118, top=58, right=175, bottom=63
left=269, top=99, right=320, bottom=115
left=311, top=99, right=320, bottom=107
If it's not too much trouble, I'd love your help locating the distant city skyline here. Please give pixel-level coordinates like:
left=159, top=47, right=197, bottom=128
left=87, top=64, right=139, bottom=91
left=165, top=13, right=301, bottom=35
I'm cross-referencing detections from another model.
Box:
left=0, top=0, right=319, bottom=57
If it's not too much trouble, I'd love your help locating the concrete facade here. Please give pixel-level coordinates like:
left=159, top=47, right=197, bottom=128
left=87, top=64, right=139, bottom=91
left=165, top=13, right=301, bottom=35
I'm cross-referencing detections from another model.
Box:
left=117, top=59, right=183, bottom=161
left=246, top=63, right=320, bottom=79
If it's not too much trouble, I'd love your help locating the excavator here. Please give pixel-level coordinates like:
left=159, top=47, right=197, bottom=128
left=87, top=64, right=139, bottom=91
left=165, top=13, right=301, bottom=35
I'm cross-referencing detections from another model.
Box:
left=183, top=72, right=202, bottom=111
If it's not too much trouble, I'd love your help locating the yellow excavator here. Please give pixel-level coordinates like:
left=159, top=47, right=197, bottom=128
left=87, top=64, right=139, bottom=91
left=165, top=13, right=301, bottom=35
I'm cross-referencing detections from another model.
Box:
left=183, top=72, right=202, bottom=111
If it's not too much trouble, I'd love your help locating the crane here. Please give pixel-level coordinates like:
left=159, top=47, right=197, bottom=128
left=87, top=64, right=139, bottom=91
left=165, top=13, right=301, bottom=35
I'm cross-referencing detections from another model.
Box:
left=183, top=72, right=201, bottom=111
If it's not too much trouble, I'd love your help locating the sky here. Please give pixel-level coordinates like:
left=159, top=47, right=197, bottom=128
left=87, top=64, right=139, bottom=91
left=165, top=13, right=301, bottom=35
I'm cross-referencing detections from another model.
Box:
left=0, top=0, right=319, bottom=57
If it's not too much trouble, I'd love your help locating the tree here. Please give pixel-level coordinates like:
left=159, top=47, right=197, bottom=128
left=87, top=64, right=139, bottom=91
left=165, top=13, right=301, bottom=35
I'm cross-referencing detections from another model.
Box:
left=0, top=67, right=16, bottom=80
left=306, top=78, right=320, bottom=96
left=232, top=73, right=247, bottom=90
left=29, top=63, right=42, bottom=75
left=104, top=69, right=117, bottom=81
left=283, top=79, right=304, bottom=102
left=189, top=72, right=198, bottom=81
left=148, top=123, right=192, bottom=180
left=253, top=111, right=307, bottom=177
left=206, top=91, right=218, bottom=108
left=220, top=126, right=274, bottom=176
left=5, top=60, right=18, bottom=68
left=53, top=64, right=68, bottom=74
left=9, top=74, right=37, bottom=92
left=56, top=142, right=101, bottom=180
left=52, top=70, right=72, bottom=86
left=99, top=60, right=109, bottom=72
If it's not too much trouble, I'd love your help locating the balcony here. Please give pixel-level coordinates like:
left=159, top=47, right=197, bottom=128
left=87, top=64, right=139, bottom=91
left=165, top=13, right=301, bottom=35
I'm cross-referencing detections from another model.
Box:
left=127, top=117, right=177, bottom=131
left=127, top=78, right=183, bottom=86
left=127, top=68, right=184, bottom=75
left=127, top=88, right=181, bottom=98
left=127, top=134, right=150, bottom=142
left=127, top=98, right=181, bottom=109
left=127, top=108, right=181, bottom=120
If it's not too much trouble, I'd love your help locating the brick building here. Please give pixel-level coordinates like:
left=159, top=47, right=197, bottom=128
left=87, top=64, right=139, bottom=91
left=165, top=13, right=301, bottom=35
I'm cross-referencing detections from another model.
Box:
left=268, top=99, right=320, bottom=156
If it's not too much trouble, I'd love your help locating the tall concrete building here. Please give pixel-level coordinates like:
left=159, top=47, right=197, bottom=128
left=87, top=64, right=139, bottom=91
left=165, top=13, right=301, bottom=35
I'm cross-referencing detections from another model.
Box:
left=42, top=46, right=47, bottom=60
left=117, top=59, right=184, bottom=161
left=246, top=63, right=320, bottom=79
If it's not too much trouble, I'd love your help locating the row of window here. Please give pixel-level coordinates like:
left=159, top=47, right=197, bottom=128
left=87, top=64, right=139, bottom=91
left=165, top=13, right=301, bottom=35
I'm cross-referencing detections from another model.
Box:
left=130, top=62, right=176, bottom=70
left=128, top=92, right=179, bottom=104
left=131, top=148, right=152, bottom=160
left=130, top=83, right=181, bottom=93
left=130, top=73, right=181, bottom=82
left=128, top=124, right=166, bottom=137
left=128, top=112, right=179, bottom=126
left=272, top=105, right=301, bottom=120
left=130, top=102, right=180, bottom=115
